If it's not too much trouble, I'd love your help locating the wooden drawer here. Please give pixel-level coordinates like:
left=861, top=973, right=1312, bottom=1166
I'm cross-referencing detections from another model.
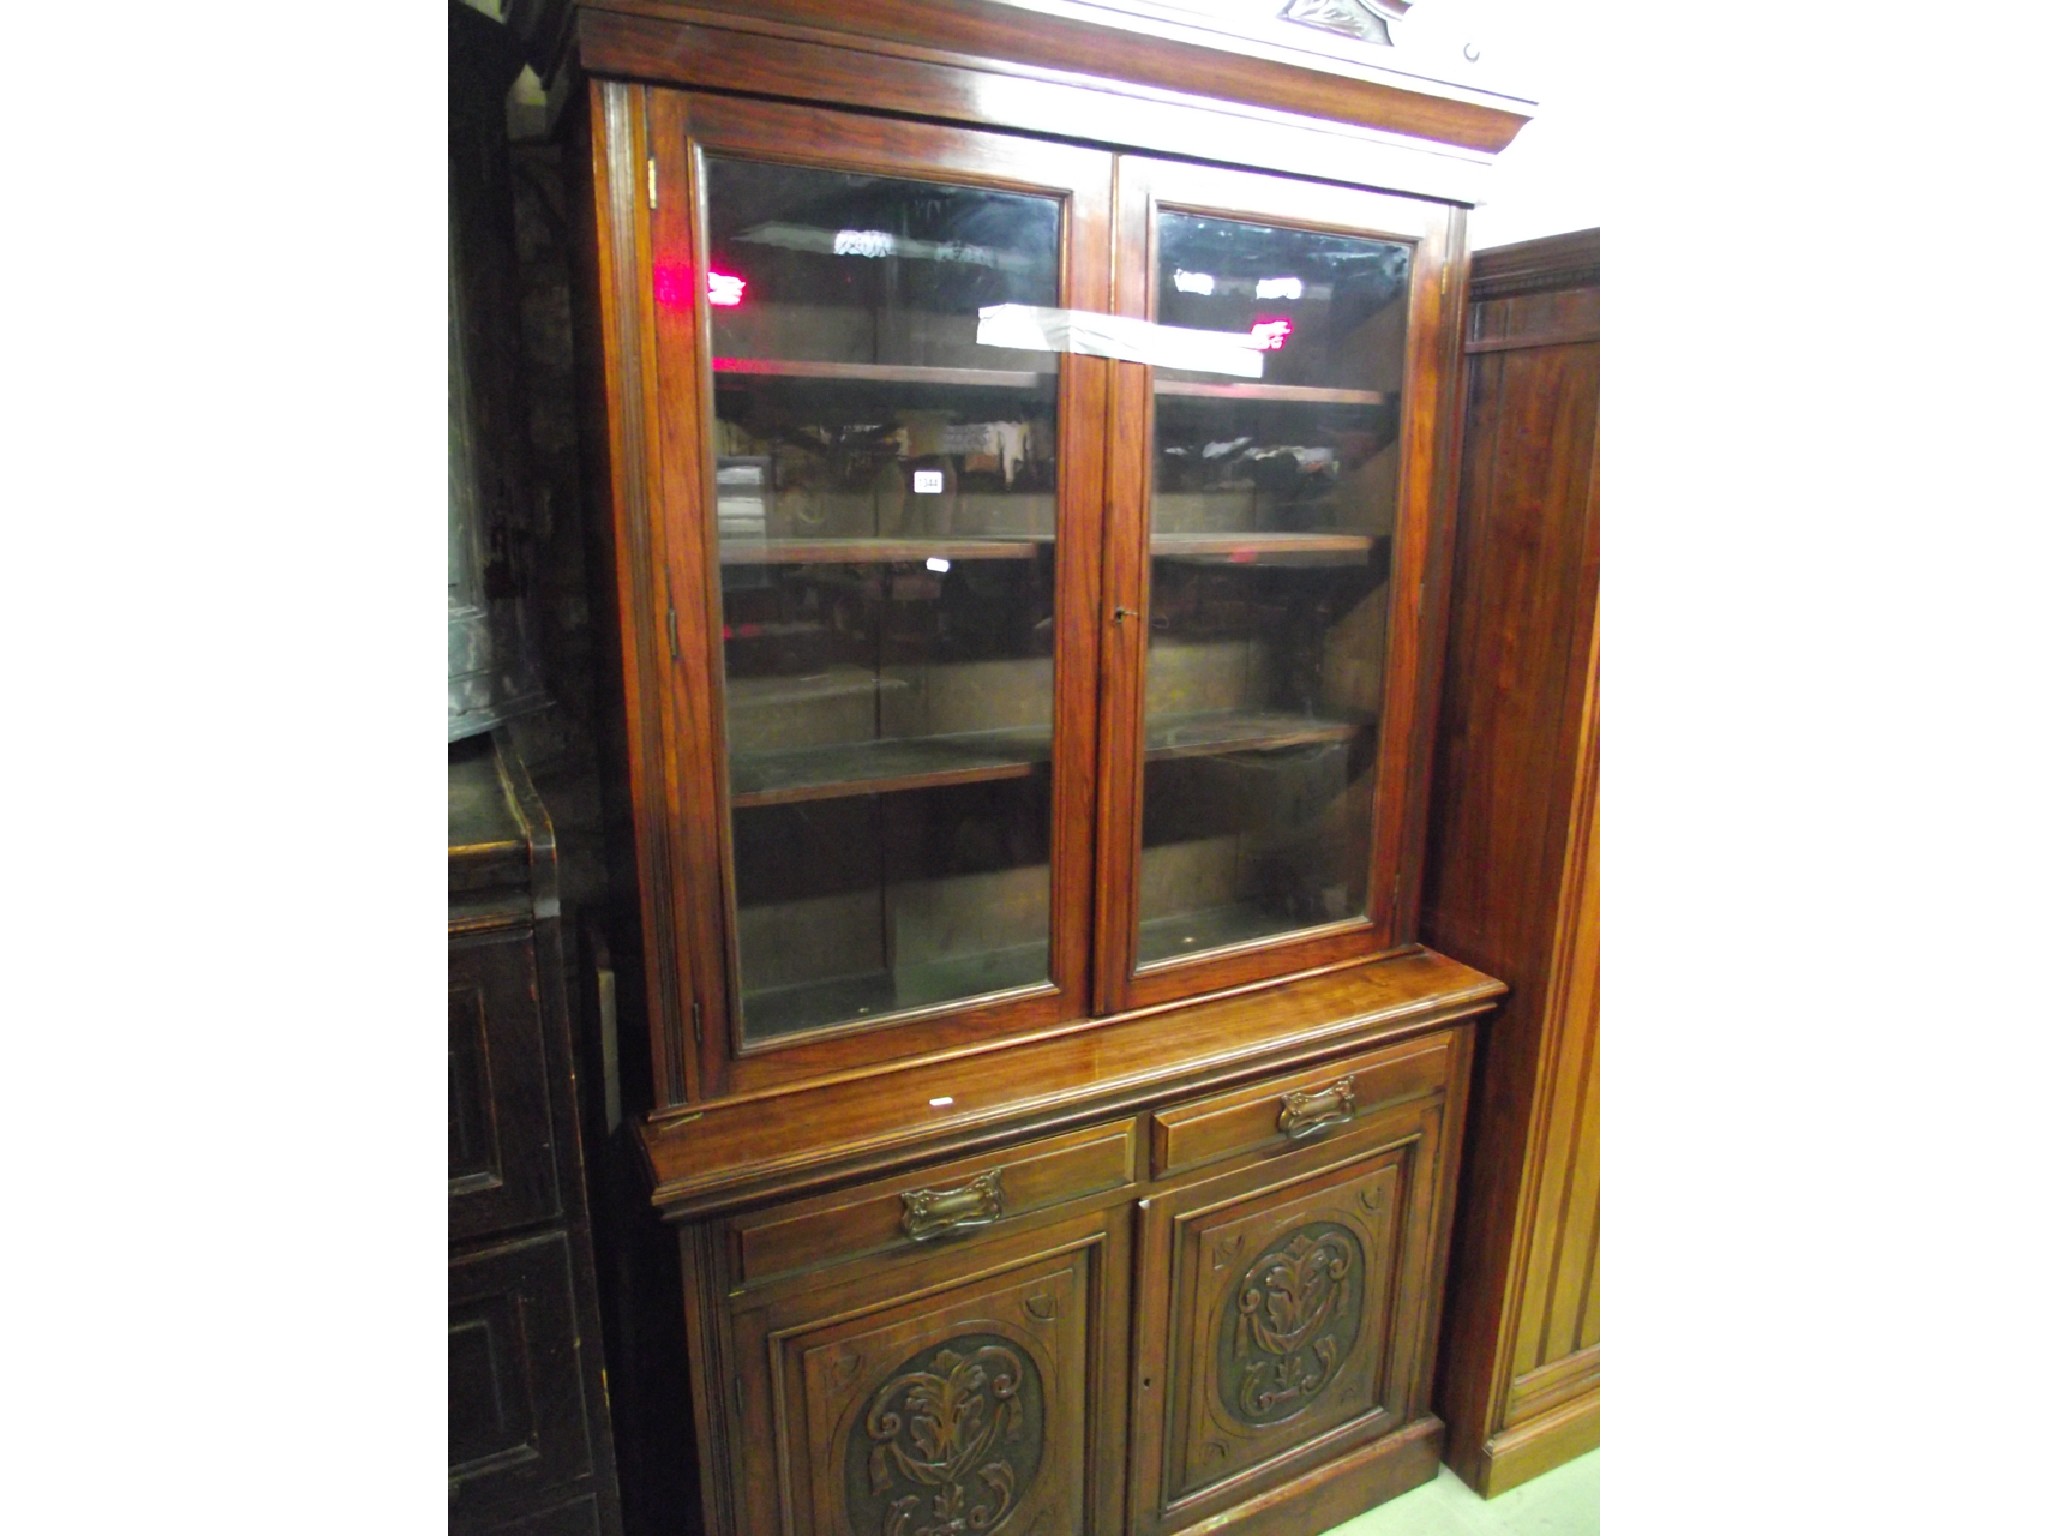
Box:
left=449, top=1231, right=595, bottom=1520
left=1151, top=1033, right=1455, bottom=1180
left=727, top=1117, right=1138, bottom=1287
left=468, top=1494, right=604, bottom=1536
left=449, top=930, right=562, bottom=1242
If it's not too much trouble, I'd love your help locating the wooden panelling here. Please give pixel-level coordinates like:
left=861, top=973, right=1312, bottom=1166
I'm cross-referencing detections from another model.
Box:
left=1475, top=1391, right=1598, bottom=1495
left=1515, top=807, right=1599, bottom=1374
left=1503, top=1343, right=1599, bottom=1429
left=1425, top=229, right=1599, bottom=1498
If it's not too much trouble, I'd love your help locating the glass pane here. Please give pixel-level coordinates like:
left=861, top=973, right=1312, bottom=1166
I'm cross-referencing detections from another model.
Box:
left=707, top=157, right=1059, bottom=369
left=1136, top=211, right=1410, bottom=967
left=705, top=155, right=1064, bottom=1044
left=1154, top=212, right=1410, bottom=392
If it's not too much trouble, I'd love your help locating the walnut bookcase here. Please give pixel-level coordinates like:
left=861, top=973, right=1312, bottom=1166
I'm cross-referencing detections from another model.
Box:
left=505, top=2, right=1543, bottom=1530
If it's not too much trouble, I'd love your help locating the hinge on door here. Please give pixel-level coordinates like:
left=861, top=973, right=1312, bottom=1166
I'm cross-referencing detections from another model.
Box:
left=691, top=999, right=703, bottom=1045
left=647, top=157, right=658, bottom=209
left=667, top=605, right=680, bottom=659
left=1440, top=265, right=1450, bottom=300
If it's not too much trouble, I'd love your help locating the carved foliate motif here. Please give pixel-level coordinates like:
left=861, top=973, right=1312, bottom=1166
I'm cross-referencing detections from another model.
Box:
left=846, top=1334, right=1044, bottom=1536
left=1217, top=1222, right=1367, bottom=1425
left=1278, top=0, right=1409, bottom=47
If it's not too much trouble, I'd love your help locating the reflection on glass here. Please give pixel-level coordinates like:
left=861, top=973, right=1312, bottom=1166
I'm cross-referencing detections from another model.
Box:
left=1137, top=212, right=1410, bottom=966
left=707, top=158, right=1059, bottom=369
left=705, top=156, right=1064, bottom=1042
left=1155, top=213, right=1410, bottom=392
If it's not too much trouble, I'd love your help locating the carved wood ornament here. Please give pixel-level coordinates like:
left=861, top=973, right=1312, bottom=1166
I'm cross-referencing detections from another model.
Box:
left=848, top=1335, right=1045, bottom=1536
left=1220, top=1223, right=1367, bottom=1424
left=1279, top=0, right=1411, bottom=48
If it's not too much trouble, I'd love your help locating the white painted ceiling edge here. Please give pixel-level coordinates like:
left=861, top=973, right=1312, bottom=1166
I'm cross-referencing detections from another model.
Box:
left=1459, top=0, right=1605, bottom=251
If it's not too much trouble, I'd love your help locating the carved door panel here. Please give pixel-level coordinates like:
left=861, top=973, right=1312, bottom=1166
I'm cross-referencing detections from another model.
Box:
left=721, top=1208, right=1130, bottom=1536
left=1130, top=1096, right=1449, bottom=1535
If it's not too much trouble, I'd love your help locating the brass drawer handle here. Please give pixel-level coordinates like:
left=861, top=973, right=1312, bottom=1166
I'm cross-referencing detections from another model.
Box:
left=1277, top=1076, right=1358, bottom=1140
left=901, top=1169, right=1006, bottom=1241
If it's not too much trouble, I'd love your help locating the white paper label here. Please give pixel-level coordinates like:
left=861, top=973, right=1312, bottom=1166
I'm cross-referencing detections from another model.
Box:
left=913, top=470, right=945, bottom=494
left=976, top=303, right=1266, bottom=379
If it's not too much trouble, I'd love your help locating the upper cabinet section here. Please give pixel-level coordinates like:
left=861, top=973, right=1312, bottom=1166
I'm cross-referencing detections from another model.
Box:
left=561, top=0, right=1518, bottom=1108
left=516, top=3, right=1536, bottom=207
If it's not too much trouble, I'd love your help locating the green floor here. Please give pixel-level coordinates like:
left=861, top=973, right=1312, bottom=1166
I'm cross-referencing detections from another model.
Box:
left=1318, top=1450, right=1599, bottom=1535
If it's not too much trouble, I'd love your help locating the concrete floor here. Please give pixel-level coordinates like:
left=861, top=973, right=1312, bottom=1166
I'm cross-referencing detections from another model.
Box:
left=1319, top=1450, right=1600, bottom=1535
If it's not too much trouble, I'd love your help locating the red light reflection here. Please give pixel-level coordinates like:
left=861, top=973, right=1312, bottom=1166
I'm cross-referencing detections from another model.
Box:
left=651, top=263, right=749, bottom=309
left=1249, top=318, right=1293, bottom=351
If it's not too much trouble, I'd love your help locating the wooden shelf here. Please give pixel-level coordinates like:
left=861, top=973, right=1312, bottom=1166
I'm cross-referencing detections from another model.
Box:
left=1155, top=379, right=1390, bottom=406
left=726, top=666, right=906, bottom=709
left=730, top=711, right=1361, bottom=809
left=1145, top=711, right=1363, bottom=762
left=740, top=941, right=1052, bottom=1042
left=1134, top=901, right=1299, bottom=966
left=730, top=711, right=1356, bottom=809
left=1151, top=532, right=1378, bottom=565
left=713, top=357, right=1052, bottom=389
left=729, top=729, right=1051, bottom=809
left=719, top=536, right=1049, bottom=565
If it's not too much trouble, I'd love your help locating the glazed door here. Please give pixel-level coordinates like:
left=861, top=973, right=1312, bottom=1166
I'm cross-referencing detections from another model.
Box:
left=645, top=93, right=1112, bottom=1096
left=1094, top=158, right=1456, bottom=1014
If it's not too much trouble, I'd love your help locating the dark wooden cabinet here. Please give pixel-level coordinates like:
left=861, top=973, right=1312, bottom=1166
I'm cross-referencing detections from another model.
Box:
left=451, top=734, right=625, bottom=1536
left=498, top=4, right=1545, bottom=1532
left=1425, top=228, right=1600, bottom=1495
left=450, top=931, right=563, bottom=1243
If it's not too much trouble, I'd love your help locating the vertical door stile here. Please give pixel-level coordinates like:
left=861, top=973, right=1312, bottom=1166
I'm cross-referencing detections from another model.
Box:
left=645, top=87, right=729, bottom=1103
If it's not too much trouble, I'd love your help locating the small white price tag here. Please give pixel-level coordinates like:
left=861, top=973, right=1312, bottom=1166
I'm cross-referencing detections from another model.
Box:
left=913, top=470, right=945, bottom=494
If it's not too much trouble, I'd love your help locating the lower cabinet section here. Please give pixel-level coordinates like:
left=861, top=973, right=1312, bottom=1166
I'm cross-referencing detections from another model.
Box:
left=709, top=1207, right=1132, bottom=1536
left=677, top=1021, right=1474, bottom=1536
left=1130, top=1045, right=1459, bottom=1536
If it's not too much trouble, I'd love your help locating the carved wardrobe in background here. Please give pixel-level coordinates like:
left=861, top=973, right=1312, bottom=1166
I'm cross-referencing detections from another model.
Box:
left=496, top=3, right=1561, bottom=1533
left=1427, top=228, right=1601, bottom=1494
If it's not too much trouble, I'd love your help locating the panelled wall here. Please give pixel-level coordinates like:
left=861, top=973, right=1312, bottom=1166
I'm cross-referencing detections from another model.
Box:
left=1423, top=228, right=1600, bottom=1496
